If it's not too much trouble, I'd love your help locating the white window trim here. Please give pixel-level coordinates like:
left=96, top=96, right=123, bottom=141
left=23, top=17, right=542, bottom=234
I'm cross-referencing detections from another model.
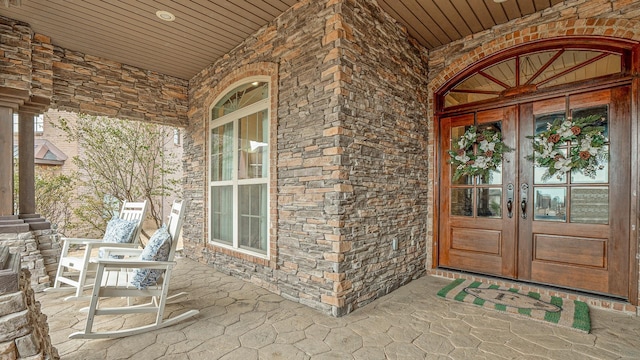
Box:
left=208, top=78, right=271, bottom=259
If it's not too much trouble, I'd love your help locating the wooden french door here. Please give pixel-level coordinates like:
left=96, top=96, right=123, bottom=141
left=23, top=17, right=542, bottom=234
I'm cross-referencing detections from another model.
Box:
left=439, top=87, right=631, bottom=298
left=439, top=106, right=518, bottom=278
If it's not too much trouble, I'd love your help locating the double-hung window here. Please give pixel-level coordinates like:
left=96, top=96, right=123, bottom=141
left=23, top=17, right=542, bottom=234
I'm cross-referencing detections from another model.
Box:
left=209, top=80, right=270, bottom=256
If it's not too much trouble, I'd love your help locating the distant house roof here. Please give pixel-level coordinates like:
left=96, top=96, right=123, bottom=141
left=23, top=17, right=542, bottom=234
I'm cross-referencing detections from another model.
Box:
left=33, top=139, right=68, bottom=166
left=13, top=140, right=68, bottom=166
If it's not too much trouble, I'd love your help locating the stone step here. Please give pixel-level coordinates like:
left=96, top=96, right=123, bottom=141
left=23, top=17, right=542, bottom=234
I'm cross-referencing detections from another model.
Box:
left=0, top=223, right=30, bottom=233
left=29, top=221, right=51, bottom=231
left=0, top=215, right=19, bottom=221
left=18, top=214, right=42, bottom=219
left=0, top=220, right=25, bottom=225
left=22, top=218, right=45, bottom=223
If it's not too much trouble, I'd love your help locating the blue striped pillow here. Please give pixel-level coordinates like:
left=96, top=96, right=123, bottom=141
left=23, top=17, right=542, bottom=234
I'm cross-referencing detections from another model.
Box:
left=130, top=226, right=171, bottom=289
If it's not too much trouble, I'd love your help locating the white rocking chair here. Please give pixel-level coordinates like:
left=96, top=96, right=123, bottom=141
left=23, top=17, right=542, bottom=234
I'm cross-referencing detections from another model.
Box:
left=45, top=200, right=149, bottom=301
left=69, top=199, right=199, bottom=339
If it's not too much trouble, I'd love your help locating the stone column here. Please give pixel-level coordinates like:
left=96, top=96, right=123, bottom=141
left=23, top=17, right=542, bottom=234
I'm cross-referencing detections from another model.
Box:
left=0, top=107, right=13, bottom=216
left=18, top=112, right=36, bottom=215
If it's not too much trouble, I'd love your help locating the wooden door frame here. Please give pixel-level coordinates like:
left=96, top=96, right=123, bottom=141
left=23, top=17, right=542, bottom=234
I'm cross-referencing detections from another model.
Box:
left=432, top=39, right=640, bottom=305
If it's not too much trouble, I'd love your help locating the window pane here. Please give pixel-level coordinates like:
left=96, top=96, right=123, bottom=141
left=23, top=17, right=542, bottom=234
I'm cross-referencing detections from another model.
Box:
left=476, top=121, right=503, bottom=185
left=571, top=145, right=608, bottom=184
left=451, top=125, right=472, bottom=185
left=451, top=188, right=473, bottom=216
left=534, top=148, right=567, bottom=184
left=211, top=123, right=234, bottom=181
left=539, top=52, right=621, bottom=88
left=570, top=187, right=608, bottom=224
left=483, top=59, right=516, bottom=88
left=211, top=186, right=233, bottom=244
left=520, top=51, right=558, bottom=84
left=239, top=184, right=267, bottom=253
left=533, top=187, right=566, bottom=222
left=477, top=188, right=502, bottom=218
left=238, top=109, right=268, bottom=180
left=534, top=113, right=567, bottom=184
left=570, top=106, right=609, bottom=183
left=212, top=82, right=268, bottom=119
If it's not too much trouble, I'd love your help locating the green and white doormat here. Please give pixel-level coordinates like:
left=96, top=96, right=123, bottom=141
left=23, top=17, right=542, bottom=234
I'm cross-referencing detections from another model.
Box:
left=437, top=278, right=591, bottom=333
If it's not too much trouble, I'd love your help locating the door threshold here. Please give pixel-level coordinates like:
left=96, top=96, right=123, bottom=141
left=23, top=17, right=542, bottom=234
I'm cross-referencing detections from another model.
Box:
left=430, top=268, right=638, bottom=316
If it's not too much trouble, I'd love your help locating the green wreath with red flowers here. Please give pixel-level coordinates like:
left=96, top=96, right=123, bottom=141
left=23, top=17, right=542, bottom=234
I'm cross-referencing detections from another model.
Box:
left=449, top=126, right=512, bottom=182
left=526, top=114, right=608, bottom=180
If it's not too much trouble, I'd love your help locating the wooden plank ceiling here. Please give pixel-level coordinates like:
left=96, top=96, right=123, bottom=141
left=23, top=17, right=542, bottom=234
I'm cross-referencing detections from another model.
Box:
left=376, top=0, right=564, bottom=49
left=2, top=0, right=561, bottom=80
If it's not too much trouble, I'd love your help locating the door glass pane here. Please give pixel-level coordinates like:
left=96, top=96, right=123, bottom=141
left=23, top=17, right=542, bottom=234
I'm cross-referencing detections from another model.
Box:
left=477, top=121, right=503, bottom=185
left=572, top=105, right=608, bottom=138
left=451, top=125, right=473, bottom=185
left=451, top=188, right=473, bottom=216
left=571, top=145, right=608, bottom=184
left=570, top=187, right=608, bottom=224
left=570, top=106, right=609, bottom=183
left=534, top=148, right=567, bottom=184
left=211, top=186, right=233, bottom=243
left=211, top=123, right=234, bottom=181
left=477, top=188, right=502, bottom=218
left=239, top=184, right=267, bottom=253
left=477, top=164, right=502, bottom=185
left=533, top=111, right=568, bottom=184
left=533, top=187, right=566, bottom=222
left=238, top=109, right=268, bottom=180
left=535, top=112, right=565, bottom=135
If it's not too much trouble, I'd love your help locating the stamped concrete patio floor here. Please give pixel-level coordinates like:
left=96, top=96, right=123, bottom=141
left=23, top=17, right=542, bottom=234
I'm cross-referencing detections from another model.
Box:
left=38, top=257, right=640, bottom=359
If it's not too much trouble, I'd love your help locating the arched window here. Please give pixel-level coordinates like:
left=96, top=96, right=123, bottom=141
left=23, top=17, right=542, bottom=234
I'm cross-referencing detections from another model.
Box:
left=209, top=79, right=270, bottom=256
left=439, top=40, right=632, bottom=110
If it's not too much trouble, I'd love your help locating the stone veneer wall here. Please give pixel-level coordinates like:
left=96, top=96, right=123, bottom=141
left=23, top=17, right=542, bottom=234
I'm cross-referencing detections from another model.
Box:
left=185, top=0, right=342, bottom=315
left=0, top=15, right=189, bottom=127
left=183, top=0, right=430, bottom=316
left=0, top=230, right=58, bottom=292
left=332, top=0, right=430, bottom=314
left=426, top=0, right=640, bottom=308
left=0, top=16, right=34, bottom=95
left=0, top=269, right=59, bottom=359
left=51, top=46, right=189, bottom=127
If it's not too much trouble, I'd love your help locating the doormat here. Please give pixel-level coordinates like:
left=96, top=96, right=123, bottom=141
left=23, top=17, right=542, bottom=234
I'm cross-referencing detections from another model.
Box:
left=437, top=278, right=591, bottom=333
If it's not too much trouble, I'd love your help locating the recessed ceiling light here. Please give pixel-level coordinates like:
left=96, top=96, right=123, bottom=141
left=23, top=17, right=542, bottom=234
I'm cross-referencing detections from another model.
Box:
left=493, top=0, right=508, bottom=2
left=156, top=10, right=175, bottom=22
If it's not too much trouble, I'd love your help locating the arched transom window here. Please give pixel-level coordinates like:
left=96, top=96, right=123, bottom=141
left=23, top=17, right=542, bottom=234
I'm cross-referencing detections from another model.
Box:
left=442, top=44, right=627, bottom=109
left=209, top=80, right=270, bottom=256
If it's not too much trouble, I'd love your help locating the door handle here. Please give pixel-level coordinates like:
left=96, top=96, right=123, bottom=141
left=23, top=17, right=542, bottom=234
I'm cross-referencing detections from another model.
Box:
left=506, top=183, right=514, bottom=218
left=520, top=183, right=529, bottom=219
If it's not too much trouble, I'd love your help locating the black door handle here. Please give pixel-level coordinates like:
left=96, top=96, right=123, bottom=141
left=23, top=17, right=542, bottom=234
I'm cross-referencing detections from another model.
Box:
left=520, top=183, right=529, bottom=219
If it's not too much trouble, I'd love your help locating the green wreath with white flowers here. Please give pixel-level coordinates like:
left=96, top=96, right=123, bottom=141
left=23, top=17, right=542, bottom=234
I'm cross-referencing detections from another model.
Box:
left=526, top=115, right=608, bottom=180
left=449, top=126, right=512, bottom=182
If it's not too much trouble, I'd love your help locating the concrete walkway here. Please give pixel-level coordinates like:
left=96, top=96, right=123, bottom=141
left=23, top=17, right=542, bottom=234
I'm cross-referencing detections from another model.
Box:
left=37, top=257, right=640, bottom=359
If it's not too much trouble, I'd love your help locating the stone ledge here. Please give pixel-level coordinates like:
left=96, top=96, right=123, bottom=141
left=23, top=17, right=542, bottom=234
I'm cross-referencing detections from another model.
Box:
left=0, top=246, right=20, bottom=293
left=0, top=224, right=30, bottom=234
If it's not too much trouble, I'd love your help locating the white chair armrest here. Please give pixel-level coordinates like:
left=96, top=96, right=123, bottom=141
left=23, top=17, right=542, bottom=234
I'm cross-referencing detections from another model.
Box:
left=95, top=246, right=143, bottom=259
left=96, top=259, right=176, bottom=269
left=61, top=237, right=103, bottom=244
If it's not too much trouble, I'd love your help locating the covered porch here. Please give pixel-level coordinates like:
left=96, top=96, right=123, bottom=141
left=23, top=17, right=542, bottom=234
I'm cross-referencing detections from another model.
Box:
left=39, top=256, right=640, bottom=359
left=0, top=0, right=640, bottom=352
